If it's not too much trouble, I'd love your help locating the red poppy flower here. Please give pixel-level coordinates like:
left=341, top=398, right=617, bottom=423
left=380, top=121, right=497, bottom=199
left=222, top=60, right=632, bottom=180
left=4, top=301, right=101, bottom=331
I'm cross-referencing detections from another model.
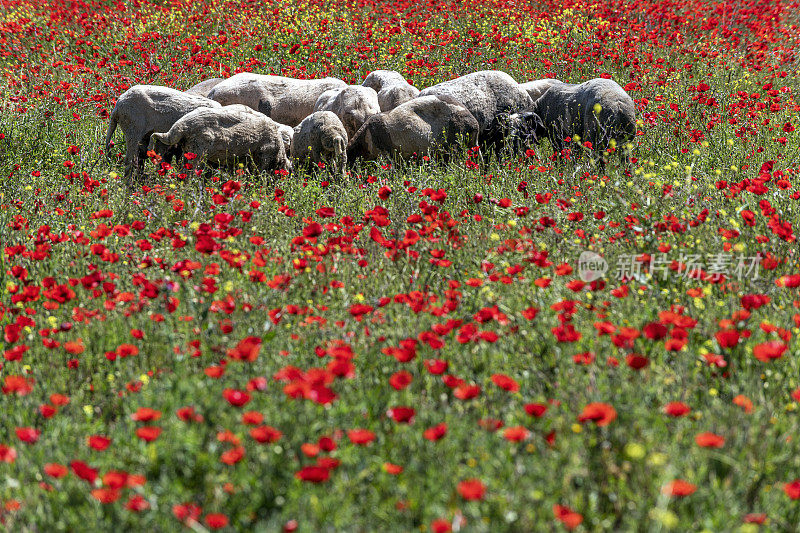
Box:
left=250, top=425, right=283, bottom=443
left=424, top=359, right=448, bottom=375
left=205, top=513, right=229, bottom=529
left=662, top=479, right=697, bottom=497
left=453, top=384, right=481, bottom=400
left=16, top=427, right=40, bottom=444
left=136, top=426, right=162, bottom=442
left=303, top=222, right=323, bottom=238
left=125, top=495, right=150, bottom=512
left=221, top=446, right=245, bottom=465
left=347, top=429, right=376, bottom=445
left=70, top=461, right=98, bottom=483
left=64, top=339, right=85, bottom=354
left=173, top=502, right=202, bottom=523
left=228, top=336, right=262, bottom=362
left=733, top=395, right=753, bottom=414
left=44, top=463, right=68, bottom=478
left=389, top=371, right=412, bottom=390
left=577, top=402, right=617, bottom=426
left=625, top=354, right=649, bottom=370
left=87, top=435, right=111, bottom=451
left=295, top=466, right=330, bottom=483
left=241, top=411, right=263, bottom=425
left=522, top=307, right=539, bottom=320
left=695, top=432, right=725, bottom=448
left=715, top=329, right=739, bottom=348
left=388, top=406, right=415, bottom=424
left=553, top=504, right=583, bottom=530
left=222, top=389, right=251, bottom=407
left=457, top=479, right=486, bottom=500
left=524, top=403, right=548, bottom=417
left=430, top=518, right=452, bottom=533
left=349, top=304, right=374, bottom=318
left=0, top=445, right=16, bottom=464
left=784, top=480, right=800, bottom=499
left=503, top=426, right=529, bottom=442
left=423, top=423, right=447, bottom=441
left=664, top=402, right=691, bottom=417
left=131, top=408, right=162, bottom=422
left=491, top=373, right=519, bottom=392
left=753, top=341, right=787, bottom=362
left=301, top=443, right=320, bottom=457
left=102, top=471, right=128, bottom=489
left=743, top=513, right=766, bottom=524
left=383, top=463, right=403, bottom=475
left=91, top=488, right=121, bottom=504
left=116, top=344, right=139, bottom=358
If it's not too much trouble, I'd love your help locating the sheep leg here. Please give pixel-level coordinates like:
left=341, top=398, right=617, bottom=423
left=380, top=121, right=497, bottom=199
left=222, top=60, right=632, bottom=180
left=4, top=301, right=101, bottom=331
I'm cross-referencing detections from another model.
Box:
left=123, top=135, right=144, bottom=180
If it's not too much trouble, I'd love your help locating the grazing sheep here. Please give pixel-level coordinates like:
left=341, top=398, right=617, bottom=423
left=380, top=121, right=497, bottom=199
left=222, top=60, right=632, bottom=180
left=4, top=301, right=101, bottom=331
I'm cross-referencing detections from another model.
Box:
left=481, top=111, right=546, bottom=157
left=417, top=70, right=533, bottom=150
left=207, top=73, right=347, bottom=127
left=291, top=111, right=348, bottom=177
left=362, top=70, right=420, bottom=112
left=520, top=78, right=564, bottom=104
left=530, top=78, right=636, bottom=165
left=361, top=70, right=409, bottom=92
left=347, top=95, right=479, bottom=164
left=377, top=84, right=420, bottom=113
left=149, top=104, right=291, bottom=175
left=313, top=85, right=381, bottom=139
left=104, top=85, right=221, bottom=178
left=185, top=78, right=224, bottom=97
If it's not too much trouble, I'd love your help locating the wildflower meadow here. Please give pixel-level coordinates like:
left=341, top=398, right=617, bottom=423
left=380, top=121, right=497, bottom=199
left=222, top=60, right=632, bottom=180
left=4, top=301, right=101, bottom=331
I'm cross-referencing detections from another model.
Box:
left=1, top=0, right=800, bottom=530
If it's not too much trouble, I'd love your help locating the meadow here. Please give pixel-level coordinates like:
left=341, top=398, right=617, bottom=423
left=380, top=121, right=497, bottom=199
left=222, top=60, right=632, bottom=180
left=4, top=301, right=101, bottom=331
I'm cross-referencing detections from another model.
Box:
left=1, top=0, right=800, bottom=530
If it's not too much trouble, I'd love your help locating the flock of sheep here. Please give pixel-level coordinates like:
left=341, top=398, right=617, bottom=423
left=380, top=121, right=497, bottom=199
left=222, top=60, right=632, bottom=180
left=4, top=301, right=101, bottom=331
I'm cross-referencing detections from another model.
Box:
left=104, top=69, right=637, bottom=180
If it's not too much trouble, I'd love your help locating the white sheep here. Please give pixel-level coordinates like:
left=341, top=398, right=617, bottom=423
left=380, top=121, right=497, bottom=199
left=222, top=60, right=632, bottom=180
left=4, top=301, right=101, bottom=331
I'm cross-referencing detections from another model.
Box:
left=346, top=95, right=479, bottom=163
left=104, top=85, right=221, bottom=178
left=530, top=78, right=636, bottom=165
left=417, top=70, right=533, bottom=150
left=362, top=70, right=420, bottom=112
left=291, top=111, right=348, bottom=177
left=149, top=104, right=291, bottom=175
left=207, top=73, right=347, bottom=127
left=314, top=86, right=381, bottom=139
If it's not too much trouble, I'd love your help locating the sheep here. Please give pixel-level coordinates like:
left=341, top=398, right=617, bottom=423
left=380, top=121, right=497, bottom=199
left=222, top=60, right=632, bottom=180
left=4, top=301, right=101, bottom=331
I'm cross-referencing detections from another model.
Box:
left=185, top=78, right=224, bottom=97
left=530, top=78, right=636, bottom=166
left=149, top=104, right=291, bottom=175
left=361, top=70, right=409, bottom=92
left=417, top=70, right=533, bottom=152
left=206, top=73, right=347, bottom=127
left=480, top=111, right=546, bottom=157
left=104, top=85, right=221, bottom=178
left=313, top=85, right=381, bottom=139
left=362, top=70, right=420, bottom=112
left=520, top=78, right=565, bottom=104
left=377, top=84, right=420, bottom=113
left=291, top=111, right=348, bottom=177
left=346, top=95, right=479, bottom=164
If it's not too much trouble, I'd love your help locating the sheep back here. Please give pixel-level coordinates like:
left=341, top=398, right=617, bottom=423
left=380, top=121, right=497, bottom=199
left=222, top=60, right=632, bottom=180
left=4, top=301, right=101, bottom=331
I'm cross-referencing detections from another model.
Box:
left=207, top=73, right=347, bottom=126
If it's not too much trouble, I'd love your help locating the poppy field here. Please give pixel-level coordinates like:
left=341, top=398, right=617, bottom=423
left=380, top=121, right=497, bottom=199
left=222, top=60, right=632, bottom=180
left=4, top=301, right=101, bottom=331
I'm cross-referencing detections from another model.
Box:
left=2, top=0, right=800, bottom=530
